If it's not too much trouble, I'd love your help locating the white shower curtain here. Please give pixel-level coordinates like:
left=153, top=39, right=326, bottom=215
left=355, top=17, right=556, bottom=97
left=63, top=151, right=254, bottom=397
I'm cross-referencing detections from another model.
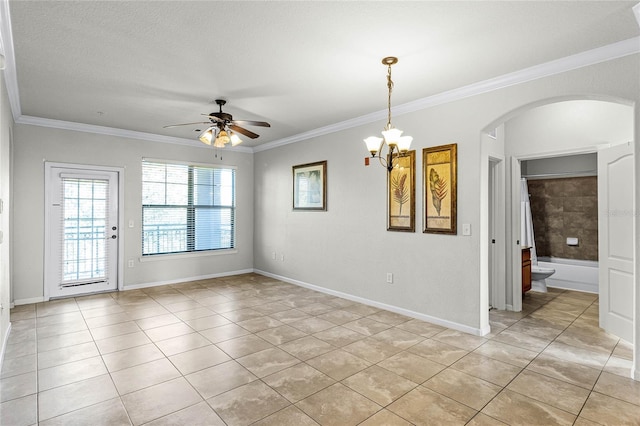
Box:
left=520, top=178, right=537, bottom=263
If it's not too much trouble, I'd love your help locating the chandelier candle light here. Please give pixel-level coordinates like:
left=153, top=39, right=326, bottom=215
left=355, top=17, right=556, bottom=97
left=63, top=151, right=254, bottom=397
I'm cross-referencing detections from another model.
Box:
left=364, top=56, right=413, bottom=172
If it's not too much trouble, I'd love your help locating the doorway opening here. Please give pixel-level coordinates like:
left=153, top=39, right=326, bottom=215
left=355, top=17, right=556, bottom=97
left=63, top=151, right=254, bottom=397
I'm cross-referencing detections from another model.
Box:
left=482, top=98, right=635, bottom=344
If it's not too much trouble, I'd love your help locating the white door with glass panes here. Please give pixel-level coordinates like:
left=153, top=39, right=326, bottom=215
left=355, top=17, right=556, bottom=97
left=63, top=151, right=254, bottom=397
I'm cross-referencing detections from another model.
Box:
left=45, top=165, right=120, bottom=299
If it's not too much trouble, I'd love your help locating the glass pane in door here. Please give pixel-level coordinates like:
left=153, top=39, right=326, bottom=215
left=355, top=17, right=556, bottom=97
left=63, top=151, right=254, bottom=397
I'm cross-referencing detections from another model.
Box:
left=61, top=178, right=109, bottom=285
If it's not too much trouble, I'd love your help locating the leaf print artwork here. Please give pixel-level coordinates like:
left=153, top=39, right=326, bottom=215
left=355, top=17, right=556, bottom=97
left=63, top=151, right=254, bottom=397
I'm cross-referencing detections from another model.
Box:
left=391, top=172, right=409, bottom=216
left=388, top=151, right=415, bottom=232
left=423, top=143, right=456, bottom=234
left=429, top=168, right=448, bottom=216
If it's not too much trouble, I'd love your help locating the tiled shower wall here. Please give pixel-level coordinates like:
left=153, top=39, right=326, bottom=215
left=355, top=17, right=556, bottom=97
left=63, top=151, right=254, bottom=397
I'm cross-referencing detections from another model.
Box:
left=527, top=176, right=598, bottom=261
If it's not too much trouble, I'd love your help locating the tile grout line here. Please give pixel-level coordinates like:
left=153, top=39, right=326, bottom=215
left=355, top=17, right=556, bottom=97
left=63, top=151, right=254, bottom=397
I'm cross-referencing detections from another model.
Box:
left=474, top=290, right=601, bottom=423
left=8, top=278, right=636, bottom=425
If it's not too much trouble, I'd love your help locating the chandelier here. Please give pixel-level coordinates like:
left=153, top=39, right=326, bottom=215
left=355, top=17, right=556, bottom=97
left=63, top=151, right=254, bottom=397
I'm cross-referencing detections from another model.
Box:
left=363, top=56, right=412, bottom=172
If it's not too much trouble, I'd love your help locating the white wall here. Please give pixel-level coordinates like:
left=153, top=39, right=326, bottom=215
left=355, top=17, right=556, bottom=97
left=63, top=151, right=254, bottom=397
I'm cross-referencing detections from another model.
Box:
left=254, top=54, right=640, bottom=336
left=522, top=153, right=597, bottom=178
left=12, top=126, right=254, bottom=303
left=505, top=100, right=634, bottom=158
left=0, top=68, right=12, bottom=366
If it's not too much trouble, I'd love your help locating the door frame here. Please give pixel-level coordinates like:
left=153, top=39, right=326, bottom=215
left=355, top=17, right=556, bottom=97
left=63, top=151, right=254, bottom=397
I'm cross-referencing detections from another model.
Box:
left=507, top=148, right=603, bottom=309
left=489, top=156, right=506, bottom=310
left=43, top=162, right=125, bottom=301
left=509, top=157, right=523, bottom=312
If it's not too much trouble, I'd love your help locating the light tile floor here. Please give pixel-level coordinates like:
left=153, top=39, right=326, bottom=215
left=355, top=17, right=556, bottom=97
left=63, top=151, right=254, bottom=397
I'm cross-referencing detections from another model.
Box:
left=1, top=274, right=638, bottom=425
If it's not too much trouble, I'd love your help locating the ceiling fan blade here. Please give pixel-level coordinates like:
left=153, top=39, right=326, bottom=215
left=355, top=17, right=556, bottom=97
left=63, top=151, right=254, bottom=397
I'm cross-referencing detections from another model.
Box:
left=231, top=120, right=271, bottom=128
left=163, top=121, right=210, bottom=128
left=228, top=124, right=259, bottom=139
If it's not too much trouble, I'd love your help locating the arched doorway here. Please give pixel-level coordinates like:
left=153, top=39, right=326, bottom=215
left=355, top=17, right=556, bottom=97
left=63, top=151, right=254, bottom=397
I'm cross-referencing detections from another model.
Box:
left=480, top=97, right=635, bottom=360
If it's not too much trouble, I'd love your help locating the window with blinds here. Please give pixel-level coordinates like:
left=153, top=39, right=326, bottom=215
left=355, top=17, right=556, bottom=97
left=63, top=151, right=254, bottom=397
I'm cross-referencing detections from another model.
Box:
left=141, top=160, right=236, bottom=255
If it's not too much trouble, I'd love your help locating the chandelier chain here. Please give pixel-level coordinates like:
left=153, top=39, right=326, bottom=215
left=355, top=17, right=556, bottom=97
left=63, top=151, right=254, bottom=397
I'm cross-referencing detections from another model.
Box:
left=386, top=63, right=394, bottom=129
left=362, top=56, right=411, bottom=173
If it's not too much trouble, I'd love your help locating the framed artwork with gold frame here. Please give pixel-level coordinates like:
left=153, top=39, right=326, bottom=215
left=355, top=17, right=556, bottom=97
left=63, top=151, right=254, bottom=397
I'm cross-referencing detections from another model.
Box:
left=387, top=150, right=415, bottom=232
left=292, top=160, right=327, bottom=211
left=423, top=143, right=457, bottom=234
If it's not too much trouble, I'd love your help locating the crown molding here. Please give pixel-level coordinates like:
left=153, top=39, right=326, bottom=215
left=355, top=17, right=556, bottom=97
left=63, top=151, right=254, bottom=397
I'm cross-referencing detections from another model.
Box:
left=256, top=36, right=640, bottom=153
left=252, top=111, right=383, bottom=153
left=15, top=115, right=254, bottom=153
left=2, top=0, right=638, bottom=155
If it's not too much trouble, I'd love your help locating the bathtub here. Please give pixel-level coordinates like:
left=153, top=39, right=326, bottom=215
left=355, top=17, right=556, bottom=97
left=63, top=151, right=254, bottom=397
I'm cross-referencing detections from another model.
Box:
left=537, top=256, right=599, bottom=294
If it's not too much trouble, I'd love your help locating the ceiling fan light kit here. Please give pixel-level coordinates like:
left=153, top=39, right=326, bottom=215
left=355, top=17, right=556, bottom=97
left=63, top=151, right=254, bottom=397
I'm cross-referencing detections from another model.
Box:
left=164, top=99, right=270, bottom=151
left=198, top=128, right=214, bottom=145
left=364, top=56, right=413, bottom=172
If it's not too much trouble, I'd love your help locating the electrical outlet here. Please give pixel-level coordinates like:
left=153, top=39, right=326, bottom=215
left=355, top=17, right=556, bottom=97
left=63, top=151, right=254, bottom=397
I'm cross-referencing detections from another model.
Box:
left=386, top=273, right=393, bottom=284
left=127, top=259, right=134, bottom=268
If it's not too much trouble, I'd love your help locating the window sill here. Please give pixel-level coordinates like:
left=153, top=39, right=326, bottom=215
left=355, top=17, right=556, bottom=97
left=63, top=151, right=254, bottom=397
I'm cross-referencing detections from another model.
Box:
left=139, top=249, right=238, bottom=263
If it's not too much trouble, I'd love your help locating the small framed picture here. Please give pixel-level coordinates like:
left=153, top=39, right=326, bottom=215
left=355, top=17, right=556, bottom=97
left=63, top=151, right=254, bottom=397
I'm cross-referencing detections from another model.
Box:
left=423, top=143, right=457, bottom=234
left=293, top=160, right=327, bottom=211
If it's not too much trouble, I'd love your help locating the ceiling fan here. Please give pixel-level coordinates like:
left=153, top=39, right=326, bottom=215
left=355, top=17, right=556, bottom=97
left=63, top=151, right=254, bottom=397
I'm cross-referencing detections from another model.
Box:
left=163, top=99, right=270, bottom=148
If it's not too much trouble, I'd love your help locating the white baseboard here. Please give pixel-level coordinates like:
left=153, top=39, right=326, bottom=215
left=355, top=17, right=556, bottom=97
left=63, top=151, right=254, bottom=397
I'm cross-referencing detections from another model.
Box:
left=14, top=296, right=44, bottom=306
left=14, top=269, right=255, bottom=301
left=254, top=269, right=487, bottom=337
left=0, top=322, right=12, bottom=374
left=124, top=268, right=255, bottom=291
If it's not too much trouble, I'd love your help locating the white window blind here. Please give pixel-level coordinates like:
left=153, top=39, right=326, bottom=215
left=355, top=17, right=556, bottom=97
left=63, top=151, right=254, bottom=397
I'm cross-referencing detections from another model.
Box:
left=141, top=160, right=236, bottom=255
left=60, top=176, right=109, bottom=287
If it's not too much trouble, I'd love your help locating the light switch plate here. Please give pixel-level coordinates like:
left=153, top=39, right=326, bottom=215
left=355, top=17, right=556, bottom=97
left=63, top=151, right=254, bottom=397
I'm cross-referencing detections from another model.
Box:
left=462, top=223, right=471, bottom=236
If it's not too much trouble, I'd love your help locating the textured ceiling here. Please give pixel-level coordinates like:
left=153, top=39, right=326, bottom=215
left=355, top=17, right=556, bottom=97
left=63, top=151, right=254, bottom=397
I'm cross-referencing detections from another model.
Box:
left=7, top=1, right=640, bottom=149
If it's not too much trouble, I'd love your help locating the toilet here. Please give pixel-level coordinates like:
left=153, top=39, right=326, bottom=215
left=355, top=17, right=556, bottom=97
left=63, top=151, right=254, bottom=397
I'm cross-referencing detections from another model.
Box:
left=531, top=265, right=555, bottom=292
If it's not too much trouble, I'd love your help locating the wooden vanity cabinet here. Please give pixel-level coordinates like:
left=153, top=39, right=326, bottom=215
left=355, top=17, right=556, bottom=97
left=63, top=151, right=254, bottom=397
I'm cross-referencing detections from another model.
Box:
left=522, top=247, right=531, bottom=294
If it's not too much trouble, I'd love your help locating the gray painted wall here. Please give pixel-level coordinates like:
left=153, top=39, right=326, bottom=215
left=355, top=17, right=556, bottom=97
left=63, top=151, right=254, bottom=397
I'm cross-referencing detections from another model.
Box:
left=253, top=54, right=639, bottom=334
left=7, top=54, right=639, bottom=347
left=12, top=127, right=254, bottom=303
